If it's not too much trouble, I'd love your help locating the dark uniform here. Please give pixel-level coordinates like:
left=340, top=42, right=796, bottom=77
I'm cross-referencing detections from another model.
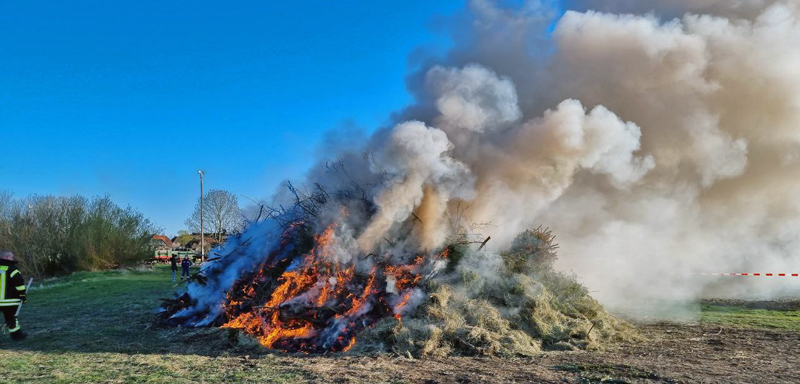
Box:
left=170, top=254, right=178, bottom=282
left=0, top=258, right=28, bottom=340
left=180, top=257, right=192, bottom=280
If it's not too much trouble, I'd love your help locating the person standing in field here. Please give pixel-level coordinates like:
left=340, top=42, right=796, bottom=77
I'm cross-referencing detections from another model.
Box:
left=181, top=256, right=192, bottom=281
left=170, top=253, right=178, bottom=282
left=0, top=251, right=28, bottom=341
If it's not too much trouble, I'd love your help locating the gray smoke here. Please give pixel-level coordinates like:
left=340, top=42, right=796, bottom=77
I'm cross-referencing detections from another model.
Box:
left=172, top=218, right=291, bottom=325
left=302, top=0, right=800, bottom=315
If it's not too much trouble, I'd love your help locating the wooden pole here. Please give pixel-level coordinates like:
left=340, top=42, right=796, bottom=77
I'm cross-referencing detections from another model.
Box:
left=199, top=170, right=205, bottom=263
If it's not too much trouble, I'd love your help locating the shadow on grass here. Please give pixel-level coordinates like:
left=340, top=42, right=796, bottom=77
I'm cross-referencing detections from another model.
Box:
left=0, top=266, right=265, bottom=357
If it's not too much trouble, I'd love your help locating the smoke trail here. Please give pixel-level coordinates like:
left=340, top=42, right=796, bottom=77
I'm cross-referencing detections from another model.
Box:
left=302, top=0, right=800, bottom=314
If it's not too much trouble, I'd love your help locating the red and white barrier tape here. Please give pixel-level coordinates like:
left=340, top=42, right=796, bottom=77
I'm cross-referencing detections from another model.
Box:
left=695, top=273, right=800, bottom=277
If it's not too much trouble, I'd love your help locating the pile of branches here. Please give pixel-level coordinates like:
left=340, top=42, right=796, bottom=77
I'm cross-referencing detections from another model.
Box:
left=157, top=166, right=637, bottom=356
left=157, top=174, right=411, bottom=351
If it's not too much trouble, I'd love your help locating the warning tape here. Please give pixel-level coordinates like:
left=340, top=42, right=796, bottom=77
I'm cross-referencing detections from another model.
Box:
left=695, top=273, right=800, bottom=277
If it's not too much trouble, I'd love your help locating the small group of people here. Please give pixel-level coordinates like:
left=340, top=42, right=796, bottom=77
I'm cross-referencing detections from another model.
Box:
left=0, top=250, right=28, bottom=341
left=170, top=254, right=193, bottom=282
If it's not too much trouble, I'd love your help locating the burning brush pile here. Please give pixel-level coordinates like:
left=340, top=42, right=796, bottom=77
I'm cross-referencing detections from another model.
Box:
left=160, top=181, right=635, bottom=356
left=155, top=0, right=800, bottom=353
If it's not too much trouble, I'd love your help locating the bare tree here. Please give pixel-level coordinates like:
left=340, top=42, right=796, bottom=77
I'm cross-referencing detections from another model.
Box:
left=0, top=191, right=13, bottom=238
left=185, top=189, right=243, bottom=242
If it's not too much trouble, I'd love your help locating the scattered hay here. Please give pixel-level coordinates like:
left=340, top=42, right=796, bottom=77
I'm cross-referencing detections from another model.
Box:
left=355, top=286, right=542, bottom=357
left=354, top=228, right=638, bottom=357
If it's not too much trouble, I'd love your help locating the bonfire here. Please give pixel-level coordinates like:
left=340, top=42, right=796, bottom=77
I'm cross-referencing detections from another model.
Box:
left=160, top=178, right=635, bottom=356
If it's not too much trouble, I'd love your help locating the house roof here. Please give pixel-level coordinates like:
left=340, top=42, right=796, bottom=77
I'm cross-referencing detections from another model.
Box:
left=151, top=234, right=173, bottom=248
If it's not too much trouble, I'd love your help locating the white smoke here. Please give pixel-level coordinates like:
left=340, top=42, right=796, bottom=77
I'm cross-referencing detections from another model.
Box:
left=357, top=121, right=475, bottom=251
left=306, top=0, right=800, bottom=315
left=173, top=218, right=290, bottom=325
left=427, top=64, right=522, bottom=133
left=544, top=1, right=800, bottom=312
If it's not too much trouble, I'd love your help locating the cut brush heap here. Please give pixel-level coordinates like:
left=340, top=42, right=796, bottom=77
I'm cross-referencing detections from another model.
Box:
left=163, top=0, right=800, bottom=341
left=160, top=180, right=635, bottom=356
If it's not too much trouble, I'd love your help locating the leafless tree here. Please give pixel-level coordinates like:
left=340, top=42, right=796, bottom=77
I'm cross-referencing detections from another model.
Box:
left=185, top=189, right=243, bottom=242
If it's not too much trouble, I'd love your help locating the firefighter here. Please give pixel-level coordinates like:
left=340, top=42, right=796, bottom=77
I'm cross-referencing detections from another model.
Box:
left=0, top=251, right=28, bottom=341
left=180, top=256, right=192, bottom=281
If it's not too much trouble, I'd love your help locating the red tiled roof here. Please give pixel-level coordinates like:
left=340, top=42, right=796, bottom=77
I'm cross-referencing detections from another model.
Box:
left=151, top=234, right=173, bottom=247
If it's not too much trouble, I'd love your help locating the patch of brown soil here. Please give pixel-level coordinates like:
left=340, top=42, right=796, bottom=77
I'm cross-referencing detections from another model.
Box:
left=281, top=323, right=799, bottom=383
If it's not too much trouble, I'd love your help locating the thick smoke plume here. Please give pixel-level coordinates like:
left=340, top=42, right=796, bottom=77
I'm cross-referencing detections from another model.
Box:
left=176, top=0, right=800, bottom=329
left=351, top=0, right=800, bottom=313
left=423, top=0, right=800, bottom=313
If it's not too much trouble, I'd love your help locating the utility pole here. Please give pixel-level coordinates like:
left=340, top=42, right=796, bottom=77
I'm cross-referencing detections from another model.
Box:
left=198, top=169, right=205, bottom=262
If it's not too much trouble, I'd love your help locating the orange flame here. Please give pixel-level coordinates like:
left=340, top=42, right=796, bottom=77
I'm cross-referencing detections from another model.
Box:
left=342, top=336, right=357, bottom=352
left=222, top=221, right=429, bottom=353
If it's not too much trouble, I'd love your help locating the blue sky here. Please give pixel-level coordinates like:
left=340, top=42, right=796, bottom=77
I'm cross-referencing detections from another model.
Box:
left=0, top=0, right=464, bottom=236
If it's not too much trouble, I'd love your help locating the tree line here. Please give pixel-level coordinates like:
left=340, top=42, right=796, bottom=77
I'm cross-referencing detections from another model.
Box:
left=0, top=191, right=158, bottom=279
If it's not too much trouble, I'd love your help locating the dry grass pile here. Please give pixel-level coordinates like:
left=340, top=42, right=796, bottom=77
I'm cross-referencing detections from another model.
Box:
left=354, top=228, right=637, bottom=357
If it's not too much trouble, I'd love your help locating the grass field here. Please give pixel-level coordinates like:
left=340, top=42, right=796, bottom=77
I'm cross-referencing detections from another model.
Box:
left=0, top=266, right=797, bottom=383
left=0, top=266, right=306, bottom=384
left=700, top=304, right=800, bottom=331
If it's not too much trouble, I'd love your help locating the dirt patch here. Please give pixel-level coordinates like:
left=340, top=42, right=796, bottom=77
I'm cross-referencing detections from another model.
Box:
left=272, top=323, right=799, bottom=383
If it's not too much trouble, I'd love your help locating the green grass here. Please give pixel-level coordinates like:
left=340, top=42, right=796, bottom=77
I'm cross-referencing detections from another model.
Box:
left=700, top=304, right=800, bottom=331
left=0, top=265, right=307, bottom=384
